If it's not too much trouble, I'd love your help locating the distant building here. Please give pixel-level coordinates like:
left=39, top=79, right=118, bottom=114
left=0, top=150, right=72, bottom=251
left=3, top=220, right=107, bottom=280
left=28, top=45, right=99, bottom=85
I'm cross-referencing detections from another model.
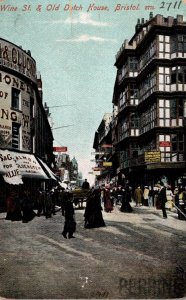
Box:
left=93, top=113, right=113, bottom=186
left=54, top=153, right=79, bottom=184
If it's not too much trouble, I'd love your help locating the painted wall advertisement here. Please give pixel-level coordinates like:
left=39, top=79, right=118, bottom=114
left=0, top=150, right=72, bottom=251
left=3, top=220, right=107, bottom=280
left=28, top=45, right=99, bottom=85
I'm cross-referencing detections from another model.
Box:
left=0, top=0, right=186, bottom=299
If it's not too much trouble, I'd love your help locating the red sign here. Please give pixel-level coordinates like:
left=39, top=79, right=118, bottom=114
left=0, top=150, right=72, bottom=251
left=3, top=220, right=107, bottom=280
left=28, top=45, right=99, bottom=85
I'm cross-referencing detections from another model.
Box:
left=92, top=167, right=105, bottom=171
left=102, top=144, right=113, bottom=148
left=53, top=147, right=68, bottom=152
left=159, top=141, right=171, bottom=147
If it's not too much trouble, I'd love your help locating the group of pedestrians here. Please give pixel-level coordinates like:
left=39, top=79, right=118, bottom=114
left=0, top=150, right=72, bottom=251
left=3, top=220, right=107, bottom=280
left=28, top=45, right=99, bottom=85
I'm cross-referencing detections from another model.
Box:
left=133, top=183, right=186, bottom=219
left=5, top=189, right=36, bottom=223
left=36, top=189, right=57, bottom=219
left=5, top=179, right=186, bottom=238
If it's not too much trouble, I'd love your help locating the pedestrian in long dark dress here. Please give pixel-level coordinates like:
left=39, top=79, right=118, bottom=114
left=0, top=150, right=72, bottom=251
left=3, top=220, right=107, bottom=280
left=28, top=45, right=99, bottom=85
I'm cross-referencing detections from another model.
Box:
left=45, top=190, right=52, bottom=219
left=5, top=191, right=22, bottom=221
left=157, top=183, right=167, bottom=219
left=84, top=188, right=105, bottom=228
left=36, top=190, right=45, bottom=217
left=120, top=186, right=133, bottom=213
left=103, top=188, right=113, bottom=213
left=62, top=192, right=76, bottom=239
left=20, top=190, right=36, bottom=223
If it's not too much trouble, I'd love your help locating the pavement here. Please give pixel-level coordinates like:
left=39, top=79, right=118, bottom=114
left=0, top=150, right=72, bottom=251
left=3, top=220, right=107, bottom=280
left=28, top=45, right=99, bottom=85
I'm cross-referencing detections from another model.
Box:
left=0, top=203, right=186, bottom=299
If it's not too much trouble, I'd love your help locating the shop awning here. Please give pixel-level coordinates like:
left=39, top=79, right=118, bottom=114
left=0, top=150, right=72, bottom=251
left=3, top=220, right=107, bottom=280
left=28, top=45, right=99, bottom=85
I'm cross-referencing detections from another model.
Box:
left=0, top=149, right=50, bottom=185
left=37, top=158, right=58, bottom=181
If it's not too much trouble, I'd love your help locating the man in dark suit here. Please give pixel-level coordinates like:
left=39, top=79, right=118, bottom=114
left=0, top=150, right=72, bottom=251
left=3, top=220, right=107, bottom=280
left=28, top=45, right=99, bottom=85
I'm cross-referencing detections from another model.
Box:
left=82, top=179, right=90, bottom=190
left=158, top=182, right=167, bottom=219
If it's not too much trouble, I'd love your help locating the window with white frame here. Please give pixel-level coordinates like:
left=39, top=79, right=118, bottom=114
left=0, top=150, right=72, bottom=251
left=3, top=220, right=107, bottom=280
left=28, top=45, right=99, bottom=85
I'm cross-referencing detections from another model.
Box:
left=130, top=113, right=139, bottom=136
left=159, top=133, right=184, bottom=162
left=129, top=83, right=138, bottom=105
left=140, top=103, right=157, bottom=134
left=158, top=67, right=170, bottom=92
left=158, top=35, right=170, bottom=59
left=139, top=71, right=156, bottom=102
left=159, top=99, right=170, bottom=127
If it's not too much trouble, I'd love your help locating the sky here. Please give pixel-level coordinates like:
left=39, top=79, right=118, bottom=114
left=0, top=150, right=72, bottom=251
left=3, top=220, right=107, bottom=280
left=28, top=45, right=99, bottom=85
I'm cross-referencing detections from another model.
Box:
left=0, top=0, right=185, bottom=184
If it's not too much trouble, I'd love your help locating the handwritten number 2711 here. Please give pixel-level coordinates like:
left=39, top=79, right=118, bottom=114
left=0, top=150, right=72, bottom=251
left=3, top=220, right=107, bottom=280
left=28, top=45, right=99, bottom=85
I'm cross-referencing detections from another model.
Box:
left=160, top=1, right=182, bottom=10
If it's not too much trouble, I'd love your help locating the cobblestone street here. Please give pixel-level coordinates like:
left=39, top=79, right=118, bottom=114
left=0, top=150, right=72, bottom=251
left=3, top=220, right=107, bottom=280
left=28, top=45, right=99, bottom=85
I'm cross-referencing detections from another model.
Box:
left=0, top=205, right=186, bottom=299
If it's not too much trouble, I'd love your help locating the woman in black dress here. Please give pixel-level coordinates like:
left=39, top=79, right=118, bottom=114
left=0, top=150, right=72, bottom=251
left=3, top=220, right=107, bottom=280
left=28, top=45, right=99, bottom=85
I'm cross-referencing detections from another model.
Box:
left=84, top=188, right=105, bottom=229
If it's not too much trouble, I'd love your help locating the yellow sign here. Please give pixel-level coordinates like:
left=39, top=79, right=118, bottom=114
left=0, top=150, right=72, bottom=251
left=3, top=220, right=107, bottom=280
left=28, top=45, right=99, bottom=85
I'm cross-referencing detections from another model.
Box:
left=93, top=171, right=101, bottom=176
left=144, top=151, right=161, bottom=163
left=103, top=162, right=112, bottom=167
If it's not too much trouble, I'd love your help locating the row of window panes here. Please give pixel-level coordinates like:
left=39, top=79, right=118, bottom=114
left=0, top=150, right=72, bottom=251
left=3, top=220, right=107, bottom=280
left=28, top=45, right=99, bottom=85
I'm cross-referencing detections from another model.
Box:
left=119, top=85, right=138, bottom=108
left=171, top=35, right=186, bottom=53
left=119, top=66, right=186, bottom=104
left=139, top=40, right=156, bottom=70
left=12, top=122, right=20, bottom=149
left=120, top=99, right=185, bottom=135
left=118, top=35, right=186, bottom=82
left=12, top=88, right=35, bottom=116
left=161, top=153, right=184, bottom=162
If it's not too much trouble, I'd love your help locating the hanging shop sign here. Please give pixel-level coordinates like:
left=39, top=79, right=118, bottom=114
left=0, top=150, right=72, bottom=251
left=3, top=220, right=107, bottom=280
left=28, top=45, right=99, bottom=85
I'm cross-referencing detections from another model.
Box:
left=92, top=167, right=105, bottom=171
left=103, top=162, right=112, bottom=167
left=53, top=146, right=68, bottom=152
left=91, top=152, right=105, bottom=155
left=101, top=144, right=113, bottom=148
left=144, top=151, right=161, bottom=163
left=159, top=141, right=171, bottom=147
left=93, top=171, right=101, bottom=176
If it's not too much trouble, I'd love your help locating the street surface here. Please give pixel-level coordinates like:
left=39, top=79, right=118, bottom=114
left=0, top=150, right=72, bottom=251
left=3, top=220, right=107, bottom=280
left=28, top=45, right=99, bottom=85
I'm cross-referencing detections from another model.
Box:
left=0, top=204, right=186, bottom=299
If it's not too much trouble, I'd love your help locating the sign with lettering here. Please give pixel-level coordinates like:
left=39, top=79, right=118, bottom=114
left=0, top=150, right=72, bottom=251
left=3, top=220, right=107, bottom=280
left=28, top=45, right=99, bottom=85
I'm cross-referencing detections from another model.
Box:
left=0, top=39, right=37, bottom=82
left=159, top=141, right=171, bottom=147
left=0, top=149, right=23, bottom=184
left=0, top=149, right=49, bottom=184
left=93, top=171, right=101, bottom=176
left=102, top=144, right=113, bottom=148
left=53, top=146, right=68, bottom=152
left=103, top=162, right=112, bottom=167
left=91, top=152, right=105, bottom=155
left=144, top=151, right=161, bottom=163
left=92, top=167, right=105, bottom=171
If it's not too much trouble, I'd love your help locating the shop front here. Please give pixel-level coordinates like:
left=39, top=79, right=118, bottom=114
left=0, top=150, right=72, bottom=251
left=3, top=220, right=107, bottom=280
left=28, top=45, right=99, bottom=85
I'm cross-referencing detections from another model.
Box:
left=0, top=149, right=57, bottom=211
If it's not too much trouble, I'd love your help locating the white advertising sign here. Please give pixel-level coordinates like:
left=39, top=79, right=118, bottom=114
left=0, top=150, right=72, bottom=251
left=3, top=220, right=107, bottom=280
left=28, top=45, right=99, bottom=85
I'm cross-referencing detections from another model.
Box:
left=0, top=150, right=23, bottom=184
left=0, top=150, right=49, bottom=184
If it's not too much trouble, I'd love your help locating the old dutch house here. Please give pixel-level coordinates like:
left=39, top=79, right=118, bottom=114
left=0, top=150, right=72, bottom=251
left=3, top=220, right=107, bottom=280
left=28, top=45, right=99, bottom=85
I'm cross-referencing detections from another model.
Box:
left=112, top=14, right=186, bottom=187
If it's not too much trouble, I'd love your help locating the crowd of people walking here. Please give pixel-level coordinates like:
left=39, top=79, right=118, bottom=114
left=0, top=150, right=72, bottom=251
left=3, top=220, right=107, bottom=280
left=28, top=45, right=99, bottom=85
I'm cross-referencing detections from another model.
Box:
left=4, top=179, right=186, bottom=239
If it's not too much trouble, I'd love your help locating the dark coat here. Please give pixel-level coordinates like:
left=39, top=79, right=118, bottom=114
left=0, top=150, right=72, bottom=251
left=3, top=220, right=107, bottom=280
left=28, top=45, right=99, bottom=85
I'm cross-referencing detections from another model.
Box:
left=84, top=190, right=105, bottom=228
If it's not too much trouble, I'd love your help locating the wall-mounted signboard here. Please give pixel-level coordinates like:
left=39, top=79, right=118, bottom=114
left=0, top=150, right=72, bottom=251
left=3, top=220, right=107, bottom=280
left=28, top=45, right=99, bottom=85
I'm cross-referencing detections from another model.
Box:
left=144, top=151, right=161, bottom=163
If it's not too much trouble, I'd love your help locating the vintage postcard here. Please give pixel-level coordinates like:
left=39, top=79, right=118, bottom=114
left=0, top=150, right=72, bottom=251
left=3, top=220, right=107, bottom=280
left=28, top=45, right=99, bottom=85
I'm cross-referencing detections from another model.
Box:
left=0, top=0, right=186, bottom=298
